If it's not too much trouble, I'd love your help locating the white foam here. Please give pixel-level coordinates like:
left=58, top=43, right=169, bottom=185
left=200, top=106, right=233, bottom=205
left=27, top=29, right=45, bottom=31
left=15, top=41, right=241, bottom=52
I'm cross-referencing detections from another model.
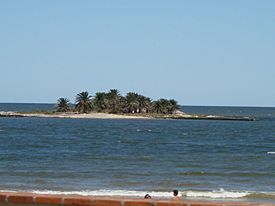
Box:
left=182, top=188, right=250, bottom=199
left=0, top=189, right=255, bottom=199
left=0, top=189, right=172, bottom=198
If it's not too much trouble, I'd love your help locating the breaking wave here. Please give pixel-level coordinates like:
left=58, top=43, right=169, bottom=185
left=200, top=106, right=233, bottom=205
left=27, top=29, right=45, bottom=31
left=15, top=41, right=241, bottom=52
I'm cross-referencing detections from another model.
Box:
left=1, top=189, right=275, bottom=201
left=182, top=189, right=249, bottom=199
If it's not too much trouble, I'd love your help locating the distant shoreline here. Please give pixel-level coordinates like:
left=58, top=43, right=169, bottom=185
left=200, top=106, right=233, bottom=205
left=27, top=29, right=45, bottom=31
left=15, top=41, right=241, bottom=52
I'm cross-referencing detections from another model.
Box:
left=0, top=111, right=152, bottom=119
left=1, top=102, right=274, bottom=108
left=0, top=111, right=256, bottom=121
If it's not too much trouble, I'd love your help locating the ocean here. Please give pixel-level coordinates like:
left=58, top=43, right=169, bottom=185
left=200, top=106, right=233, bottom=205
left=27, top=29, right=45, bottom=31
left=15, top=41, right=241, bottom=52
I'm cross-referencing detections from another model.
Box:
left=0, top=103, right=274, bottom=202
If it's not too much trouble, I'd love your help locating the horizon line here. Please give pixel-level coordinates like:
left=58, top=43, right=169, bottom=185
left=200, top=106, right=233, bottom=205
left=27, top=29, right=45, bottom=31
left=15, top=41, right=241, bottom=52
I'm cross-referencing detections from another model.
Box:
left=0, top=102, right=274, bottom=108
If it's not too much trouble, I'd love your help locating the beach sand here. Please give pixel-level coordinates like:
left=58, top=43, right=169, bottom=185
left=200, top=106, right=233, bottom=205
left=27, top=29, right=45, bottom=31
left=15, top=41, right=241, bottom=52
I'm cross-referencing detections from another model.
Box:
left=0, top=191, right=273, bottom=206
left=0, top=111, right=152, bottom=119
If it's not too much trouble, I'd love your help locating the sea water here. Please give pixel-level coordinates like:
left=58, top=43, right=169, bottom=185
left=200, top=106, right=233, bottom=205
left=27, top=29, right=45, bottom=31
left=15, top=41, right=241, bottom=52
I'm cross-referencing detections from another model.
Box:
left=0, top=104, right=274, bottom=202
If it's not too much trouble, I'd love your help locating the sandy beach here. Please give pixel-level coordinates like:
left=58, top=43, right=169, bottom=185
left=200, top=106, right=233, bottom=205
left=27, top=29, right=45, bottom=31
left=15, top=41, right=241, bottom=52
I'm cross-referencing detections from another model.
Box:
left=0, top=191, right=274, bottom=206
left=0, top=111, right=152, bottom=119
left=0, top=111, right=256, bottom=121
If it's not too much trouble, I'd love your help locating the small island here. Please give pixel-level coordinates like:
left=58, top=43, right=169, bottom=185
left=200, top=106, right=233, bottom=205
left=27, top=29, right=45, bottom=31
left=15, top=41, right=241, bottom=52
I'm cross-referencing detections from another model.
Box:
left=0, top=89, right=255, bottom=121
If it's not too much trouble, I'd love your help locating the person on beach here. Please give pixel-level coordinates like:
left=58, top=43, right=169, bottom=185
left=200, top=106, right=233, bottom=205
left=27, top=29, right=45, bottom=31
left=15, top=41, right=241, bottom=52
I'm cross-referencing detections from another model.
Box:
left=173, top=190, right=181, bottom=201
left=144, top=194, right=151, bottom=199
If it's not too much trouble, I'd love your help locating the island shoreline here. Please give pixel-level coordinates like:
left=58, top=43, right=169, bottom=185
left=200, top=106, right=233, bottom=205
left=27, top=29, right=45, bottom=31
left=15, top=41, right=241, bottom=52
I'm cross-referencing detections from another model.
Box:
left=0, top=111, right=256, bottom=121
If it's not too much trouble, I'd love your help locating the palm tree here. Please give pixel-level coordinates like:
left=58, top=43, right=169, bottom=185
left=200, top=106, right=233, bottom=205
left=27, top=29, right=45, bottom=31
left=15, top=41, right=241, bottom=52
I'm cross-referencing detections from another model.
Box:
left=168, top=99, right=180, bottom=113
left=137, top=95, right=152, bottom=113
left=152, top=98, right=180, bottom=114
left=106, top=89, right=124, bottom=113
left=75, top=91, right=93, bottom=113
left=93, top=92, right=108, bottom=112
left=152, top=99, right=170, bottom=114
left=125, top=92, right=139, bottom=113
left=56, top=98, right=71, bottom=112
left=108, top=89, right=119, bottom=98
left=153, top=99, right=164, bottom=114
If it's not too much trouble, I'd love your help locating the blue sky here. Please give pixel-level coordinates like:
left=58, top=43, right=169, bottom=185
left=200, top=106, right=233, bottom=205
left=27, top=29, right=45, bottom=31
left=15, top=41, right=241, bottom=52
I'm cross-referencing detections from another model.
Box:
left=0, top=1, right=274, bottom=106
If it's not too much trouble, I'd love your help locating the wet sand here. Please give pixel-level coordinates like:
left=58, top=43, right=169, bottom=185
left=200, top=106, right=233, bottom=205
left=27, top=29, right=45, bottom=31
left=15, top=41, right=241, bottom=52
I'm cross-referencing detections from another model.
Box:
left=0, top=191, right=273, bottom=206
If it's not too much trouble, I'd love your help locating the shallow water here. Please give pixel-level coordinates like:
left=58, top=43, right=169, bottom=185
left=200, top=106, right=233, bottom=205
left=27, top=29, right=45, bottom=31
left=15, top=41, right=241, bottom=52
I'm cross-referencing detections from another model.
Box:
left=0, top=104, right=274, bottom=202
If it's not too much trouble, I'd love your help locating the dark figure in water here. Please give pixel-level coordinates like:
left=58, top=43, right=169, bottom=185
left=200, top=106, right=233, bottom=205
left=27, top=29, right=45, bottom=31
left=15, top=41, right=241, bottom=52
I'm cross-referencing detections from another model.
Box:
left=173, top=190, right=181, bottom=201
left=144, top=194, right=151, bottom=199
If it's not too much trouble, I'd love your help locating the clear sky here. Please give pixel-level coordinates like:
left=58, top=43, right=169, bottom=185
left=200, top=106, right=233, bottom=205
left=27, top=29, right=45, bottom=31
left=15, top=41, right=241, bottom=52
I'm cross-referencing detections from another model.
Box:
left=0, top=0, right=274, bottom=106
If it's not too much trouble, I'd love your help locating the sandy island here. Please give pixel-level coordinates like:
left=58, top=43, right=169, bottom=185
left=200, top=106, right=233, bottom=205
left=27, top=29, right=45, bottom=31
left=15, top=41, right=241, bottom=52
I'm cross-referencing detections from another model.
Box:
left=0, top=111, right=255, bottom=121
left=0, top=111, right=154, bottom=119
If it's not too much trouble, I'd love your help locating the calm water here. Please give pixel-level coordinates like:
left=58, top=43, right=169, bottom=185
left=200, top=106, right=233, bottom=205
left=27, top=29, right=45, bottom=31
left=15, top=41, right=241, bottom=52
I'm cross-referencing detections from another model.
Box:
left=0, top=103, right=274, bottom=202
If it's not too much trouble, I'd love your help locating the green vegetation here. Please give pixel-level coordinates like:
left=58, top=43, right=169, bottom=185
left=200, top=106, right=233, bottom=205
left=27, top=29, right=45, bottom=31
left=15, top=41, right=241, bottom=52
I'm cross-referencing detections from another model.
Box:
left=75, top=91, right=93, bottom=113
left=55, top=89, right=181, bottom=114
left=56, top=98, right=71, bottom=112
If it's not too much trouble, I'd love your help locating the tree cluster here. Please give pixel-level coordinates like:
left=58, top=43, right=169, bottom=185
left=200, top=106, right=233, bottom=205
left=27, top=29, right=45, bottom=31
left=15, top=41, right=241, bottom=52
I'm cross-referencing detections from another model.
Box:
left=55, top=89, right=180, bottom=114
